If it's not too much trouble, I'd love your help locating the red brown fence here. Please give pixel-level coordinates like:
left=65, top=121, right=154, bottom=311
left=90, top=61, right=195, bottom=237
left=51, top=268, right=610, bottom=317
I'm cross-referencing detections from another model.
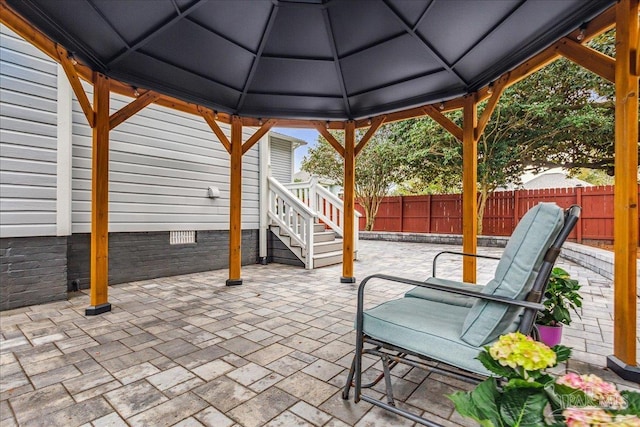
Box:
left=356, top=185, right=640, bottom=243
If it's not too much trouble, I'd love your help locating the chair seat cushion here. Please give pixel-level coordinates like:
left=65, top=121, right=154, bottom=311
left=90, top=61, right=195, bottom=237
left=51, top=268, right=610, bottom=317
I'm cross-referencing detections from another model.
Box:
left=363, top=297, right=491, bottom=375
left=405, top=278, right=485, bottom=307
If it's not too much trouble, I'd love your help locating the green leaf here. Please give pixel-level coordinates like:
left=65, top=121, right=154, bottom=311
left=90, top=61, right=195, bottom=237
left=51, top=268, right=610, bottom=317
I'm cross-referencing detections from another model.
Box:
left=552, top=345, right=571, bottom=363
left=616, top=390, right=640, bottom=416
left=499, top=388, right=548, bottom=427
left=470, top=378, right=503, bottom=426
left=477, top=351, right=516, bottom=378
left=503, top=379, right=545, bottom=391
left=449, top=379, right=503, bottom=427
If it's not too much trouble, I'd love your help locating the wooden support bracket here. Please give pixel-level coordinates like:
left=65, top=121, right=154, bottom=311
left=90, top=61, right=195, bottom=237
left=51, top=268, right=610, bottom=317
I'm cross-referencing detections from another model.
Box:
left=109, top=90, right=160, bottom=130
left=57, top=45, right=95, bottom=127
left=199, top=107, right=231, bottom=154
left=557, top=37, right=616, bottom=83
left=476, top=75, right=509, bottom=140
left=312, top=121, right=345, bottom=157
left=242, top=119, right=278, bottom=155
left=355, top=115, right=386, bottom=157
left=424, top=105, right=463, bottom=141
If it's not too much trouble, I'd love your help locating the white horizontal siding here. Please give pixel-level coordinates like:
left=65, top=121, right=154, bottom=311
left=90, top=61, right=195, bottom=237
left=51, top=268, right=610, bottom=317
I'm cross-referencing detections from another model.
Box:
left=0, top=24, right=57, bottom=238
left=72, top=84, right=260, bottom=233
left=270, top=136, right=293, bottom=183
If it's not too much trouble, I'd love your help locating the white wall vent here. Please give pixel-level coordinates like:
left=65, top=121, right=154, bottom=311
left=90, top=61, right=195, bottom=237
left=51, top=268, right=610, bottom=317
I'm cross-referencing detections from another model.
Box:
left=170, top=230, right=196, bottom=245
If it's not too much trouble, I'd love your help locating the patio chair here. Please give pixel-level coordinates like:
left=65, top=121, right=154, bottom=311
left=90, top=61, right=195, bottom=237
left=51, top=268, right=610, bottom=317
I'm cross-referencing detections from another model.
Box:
left=342, top=203, right=581, bottom=427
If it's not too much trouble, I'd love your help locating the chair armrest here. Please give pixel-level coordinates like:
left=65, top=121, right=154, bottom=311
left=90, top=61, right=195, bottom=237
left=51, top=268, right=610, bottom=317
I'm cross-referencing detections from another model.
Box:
left=358, top=273, right=544, bottom=313
left=432, top=251, right=501, bottom=278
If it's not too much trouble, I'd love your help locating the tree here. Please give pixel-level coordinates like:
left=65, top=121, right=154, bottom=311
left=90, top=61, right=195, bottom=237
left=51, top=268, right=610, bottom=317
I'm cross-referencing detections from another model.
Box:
left=301, top=125, right=405, bottom=231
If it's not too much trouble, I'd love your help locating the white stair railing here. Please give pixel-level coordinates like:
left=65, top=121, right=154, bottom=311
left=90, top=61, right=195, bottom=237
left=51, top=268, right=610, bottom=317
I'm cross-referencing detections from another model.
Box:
left=267, top=176, right=317, bottom=269
left=285, top=178, right=361, bottom=256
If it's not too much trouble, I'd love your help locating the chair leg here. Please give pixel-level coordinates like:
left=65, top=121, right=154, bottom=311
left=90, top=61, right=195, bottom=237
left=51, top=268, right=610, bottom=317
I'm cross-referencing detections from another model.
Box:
left=381, top=354, right=396, bottom=406
left=342, top=354, right=356, bottom=400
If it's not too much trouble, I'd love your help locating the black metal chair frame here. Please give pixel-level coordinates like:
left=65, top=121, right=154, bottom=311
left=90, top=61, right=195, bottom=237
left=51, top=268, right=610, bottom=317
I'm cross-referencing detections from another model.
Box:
left=342, top=205, right=581, bottom=427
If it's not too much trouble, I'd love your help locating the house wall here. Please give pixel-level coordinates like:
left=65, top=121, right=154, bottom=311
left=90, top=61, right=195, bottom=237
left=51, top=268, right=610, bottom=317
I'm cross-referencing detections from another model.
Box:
left=269, top=135, right=293, bottom=183
left=1, top=24, right=59, bottom=238
left=0, top=25, right=265, bottom=310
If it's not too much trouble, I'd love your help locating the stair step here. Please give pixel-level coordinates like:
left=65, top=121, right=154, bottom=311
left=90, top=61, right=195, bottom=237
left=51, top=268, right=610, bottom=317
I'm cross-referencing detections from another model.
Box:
left=314, top=223, right=326, bottom=233
left=314, top=231, right=336, bottom=243
left=313, top=251, right=344, bottom=268
left=313, top=240, right=342, bottom=254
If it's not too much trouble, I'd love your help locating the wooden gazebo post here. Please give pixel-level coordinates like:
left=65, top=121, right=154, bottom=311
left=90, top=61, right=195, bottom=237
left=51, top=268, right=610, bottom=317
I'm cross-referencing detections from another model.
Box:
left=608, top=0, right=639, bottom=381
left=227, top=116, right=244, bottom=286
left=86, top=73, right=111, bottom=315
left=462, top=95, right=478, bottom=283
left=342, top=121, right=356, bottom=282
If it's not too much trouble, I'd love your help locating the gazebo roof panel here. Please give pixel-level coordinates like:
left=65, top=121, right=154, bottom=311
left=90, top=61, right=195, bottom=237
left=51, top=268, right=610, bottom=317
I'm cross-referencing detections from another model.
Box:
left=187, top=1, right=272, bottom=53
left=4, top=0, right=616, bottom=121
left=455, top=0, right=598, bottom=89
left=91, top=0, right=176, bottom=45
left=340, top=34, right=443, bottom=95
left=417, top=0, right=521, bottom=65
left=327, top=1, right=405, bottom=58
left=248, top=57, right=342, bottom=96
left=262, top=6, right=333, bottom=58
left=140, top=19, right=254, bottom=90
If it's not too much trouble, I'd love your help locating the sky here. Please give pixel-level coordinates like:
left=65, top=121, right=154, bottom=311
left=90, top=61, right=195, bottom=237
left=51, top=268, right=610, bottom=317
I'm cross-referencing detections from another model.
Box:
left=273, top=128, right=319, bottom=172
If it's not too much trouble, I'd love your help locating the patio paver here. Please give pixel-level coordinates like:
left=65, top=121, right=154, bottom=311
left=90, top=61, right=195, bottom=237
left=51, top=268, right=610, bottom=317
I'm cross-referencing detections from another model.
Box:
left=1, top=240, right=638, bottom=426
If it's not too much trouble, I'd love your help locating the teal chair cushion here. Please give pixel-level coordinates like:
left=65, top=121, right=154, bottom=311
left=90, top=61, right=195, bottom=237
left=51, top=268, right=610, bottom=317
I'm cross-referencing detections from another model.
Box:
left=363, top=297, right=491, bottom=375
left=405, top=277, right=484, bottom=308
left=460, top=203, right=564, bottom=347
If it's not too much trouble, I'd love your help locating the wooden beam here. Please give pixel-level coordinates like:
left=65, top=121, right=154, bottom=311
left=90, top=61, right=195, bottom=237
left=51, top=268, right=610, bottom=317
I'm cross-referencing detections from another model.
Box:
left=86, top=73, right=111, bottom=315
left=242, top=119, right=278, bottom=155
left=476, top=75, right=508, bottom=139
left=57, top=45, right=95, bottom=128
left=312, top=121, right=345, bottom=158
left=609, top=0, right=639, bottom=379
left=227, top=116, right=243, bottom=286
left=355, top=116, right=386, bottom=157
left=557, top=37, right=616, bottom=83
left=341, top=121, right=356, bottom=283
left=462, top=96, right=478, bottom=284
left=199, top=107, right=231, bottom=154
left=109, top=90, right=160, bottom=130
left=424, top=105, right=463, bottom=141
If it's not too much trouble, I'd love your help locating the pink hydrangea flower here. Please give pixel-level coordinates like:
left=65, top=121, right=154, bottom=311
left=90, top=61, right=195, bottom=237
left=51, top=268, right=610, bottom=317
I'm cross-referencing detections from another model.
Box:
left=557, top=373, right=627, bottom=410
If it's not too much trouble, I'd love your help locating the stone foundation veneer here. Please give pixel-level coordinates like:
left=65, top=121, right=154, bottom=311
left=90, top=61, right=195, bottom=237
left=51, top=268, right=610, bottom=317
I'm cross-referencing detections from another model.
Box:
left=1, top=230, right=259, bottom=310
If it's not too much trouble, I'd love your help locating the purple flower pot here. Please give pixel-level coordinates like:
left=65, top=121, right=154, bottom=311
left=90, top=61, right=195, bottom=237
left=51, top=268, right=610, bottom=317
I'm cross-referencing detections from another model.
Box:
left=537, top=324, right=563, bottom=347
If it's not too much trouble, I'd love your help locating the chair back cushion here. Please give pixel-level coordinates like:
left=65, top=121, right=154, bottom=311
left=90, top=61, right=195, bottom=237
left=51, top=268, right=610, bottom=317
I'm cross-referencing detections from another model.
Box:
left=460, top=203, right=564, bottom=346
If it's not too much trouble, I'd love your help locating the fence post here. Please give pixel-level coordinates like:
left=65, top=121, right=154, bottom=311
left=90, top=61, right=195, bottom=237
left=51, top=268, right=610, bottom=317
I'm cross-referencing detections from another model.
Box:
left=513, top=190, right=519, bottom=232
left=575, top=185, right=583, bottom=243
left=427, top=194, right=432, bottom=233
left=399, top=196, right=404, bottom=232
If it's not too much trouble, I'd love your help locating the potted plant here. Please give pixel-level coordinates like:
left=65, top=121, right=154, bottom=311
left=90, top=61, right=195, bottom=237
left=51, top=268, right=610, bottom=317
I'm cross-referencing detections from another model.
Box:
left=536, top=267, right=583, bottom=347
left=449, top=332, right=640, bottom=427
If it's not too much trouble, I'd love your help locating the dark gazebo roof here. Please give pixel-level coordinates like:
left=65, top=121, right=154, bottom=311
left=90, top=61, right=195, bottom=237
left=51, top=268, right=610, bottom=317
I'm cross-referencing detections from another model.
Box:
left=6, top=0, right=615, bottom=121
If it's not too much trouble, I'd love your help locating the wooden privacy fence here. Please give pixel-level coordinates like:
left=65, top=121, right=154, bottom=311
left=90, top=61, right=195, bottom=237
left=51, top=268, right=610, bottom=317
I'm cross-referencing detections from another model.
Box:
left=356, top=185, right=640, bottom=243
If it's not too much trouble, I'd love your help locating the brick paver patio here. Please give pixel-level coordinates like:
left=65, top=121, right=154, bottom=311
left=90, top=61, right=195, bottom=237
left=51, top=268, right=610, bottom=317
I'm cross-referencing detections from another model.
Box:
left=1, top=240, right=638, bottom=426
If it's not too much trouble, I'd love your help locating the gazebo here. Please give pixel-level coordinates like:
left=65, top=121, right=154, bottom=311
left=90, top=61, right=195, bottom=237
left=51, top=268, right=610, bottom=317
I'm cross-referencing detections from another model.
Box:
left=1, top=0, right=636, bottom=381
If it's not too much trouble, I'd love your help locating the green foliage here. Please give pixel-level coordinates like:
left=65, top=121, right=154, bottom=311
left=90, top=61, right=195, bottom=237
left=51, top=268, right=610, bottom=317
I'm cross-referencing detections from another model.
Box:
left=301, top=125, right=406, bottom=230
left=450, top=332, right=640, bottom=426
left=536, top=267, right=583, bottom=326
left=450, top=335, right=568, bottom=427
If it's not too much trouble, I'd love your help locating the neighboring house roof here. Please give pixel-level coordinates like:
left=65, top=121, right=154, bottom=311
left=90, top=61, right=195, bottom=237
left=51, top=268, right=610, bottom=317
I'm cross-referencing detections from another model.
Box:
left=522, top=172, right=592, bottom=190
left=270, top=131, right=307, bottom=148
